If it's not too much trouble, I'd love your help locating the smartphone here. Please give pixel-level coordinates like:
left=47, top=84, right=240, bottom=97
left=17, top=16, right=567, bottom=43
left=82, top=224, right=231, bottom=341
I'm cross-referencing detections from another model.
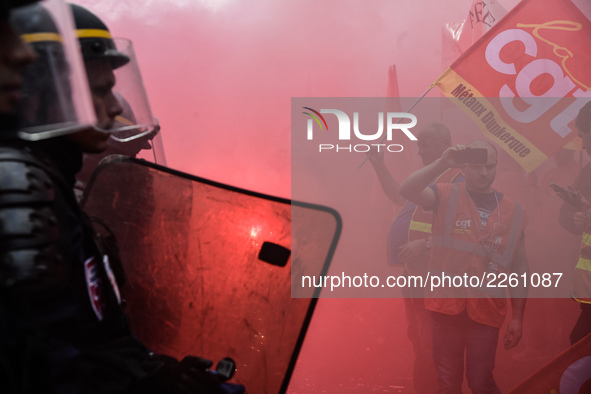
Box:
left=454, top=148, right=487, bottom=164
left=550, top=182, right=583, bottom=208
left=549, top=182, right=570, bottom=195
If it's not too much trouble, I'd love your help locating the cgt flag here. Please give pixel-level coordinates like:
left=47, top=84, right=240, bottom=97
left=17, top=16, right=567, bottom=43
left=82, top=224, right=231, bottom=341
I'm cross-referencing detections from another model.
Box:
left=508, top=333, right=591, bottom=393
left=436, top=0, right=591, bottom=172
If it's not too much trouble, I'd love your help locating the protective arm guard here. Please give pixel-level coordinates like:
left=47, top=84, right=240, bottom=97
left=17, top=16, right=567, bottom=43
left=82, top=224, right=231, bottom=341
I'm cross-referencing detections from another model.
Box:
left=0, top=146, right=68, bottom=293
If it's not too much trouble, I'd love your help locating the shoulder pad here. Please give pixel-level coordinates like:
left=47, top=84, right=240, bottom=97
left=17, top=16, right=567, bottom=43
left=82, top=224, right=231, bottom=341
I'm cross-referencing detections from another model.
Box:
left=0, top=146, right=55, bottom=205
left=0, top=206, right=58, bottom=248
left=0, top=145, right=67, bottom=292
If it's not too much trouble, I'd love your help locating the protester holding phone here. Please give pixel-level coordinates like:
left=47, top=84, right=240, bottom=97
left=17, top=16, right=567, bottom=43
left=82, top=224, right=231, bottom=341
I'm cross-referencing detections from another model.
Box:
left=399, top=140, right=529, bottom=394
left=367, top=122, right=463, bottom=393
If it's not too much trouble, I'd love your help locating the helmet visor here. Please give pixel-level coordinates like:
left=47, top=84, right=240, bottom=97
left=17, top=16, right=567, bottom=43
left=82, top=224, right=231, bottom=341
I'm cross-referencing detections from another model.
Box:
left=94, top=38, right=157, bottom=141
left=12, top=0, right=96, bottom=140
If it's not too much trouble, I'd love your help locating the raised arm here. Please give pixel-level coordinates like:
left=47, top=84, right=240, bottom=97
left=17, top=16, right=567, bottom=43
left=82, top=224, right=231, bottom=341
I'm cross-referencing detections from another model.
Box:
left=399, top=145, right=463, bottom=208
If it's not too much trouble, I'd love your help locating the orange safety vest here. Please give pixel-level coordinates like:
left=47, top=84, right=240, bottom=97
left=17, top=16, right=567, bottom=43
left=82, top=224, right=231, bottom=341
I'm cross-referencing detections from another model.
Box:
left=573, top=205, right=591, bottom=304
left=407, top=168, right=464, bottom=242
left=425, top=182, right=527, bottom=328
left=402, top=169, right=463, bottom=275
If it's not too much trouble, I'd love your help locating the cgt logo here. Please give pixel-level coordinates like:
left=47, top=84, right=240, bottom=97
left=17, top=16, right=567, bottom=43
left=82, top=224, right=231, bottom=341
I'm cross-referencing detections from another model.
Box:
left=455, top=215, right=472, bottom=229
left=485, top=21, right=591, bottom=138
left=302, top=107, right=417, bottom=153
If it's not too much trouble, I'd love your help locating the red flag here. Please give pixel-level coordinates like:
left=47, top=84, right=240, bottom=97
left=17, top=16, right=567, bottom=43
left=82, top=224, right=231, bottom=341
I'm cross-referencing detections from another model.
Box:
left=508, top=333, right=591, bottom=393
left=386, top=64, right=401, bottom=99
left=442, top=0, right=508, bottom=70
left=436, top=0, right=591, bottom=172
left=382, top=65, right=417, bottom=176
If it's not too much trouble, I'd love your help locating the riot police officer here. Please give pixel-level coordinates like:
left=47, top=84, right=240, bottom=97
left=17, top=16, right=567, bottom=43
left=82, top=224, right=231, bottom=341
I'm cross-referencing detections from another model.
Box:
left=2, top=2, right=243, bottom=392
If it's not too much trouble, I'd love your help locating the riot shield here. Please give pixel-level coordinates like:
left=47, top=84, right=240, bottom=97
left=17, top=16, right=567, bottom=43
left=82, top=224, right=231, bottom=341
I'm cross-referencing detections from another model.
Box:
left=81, top=157, right=341, bottom=394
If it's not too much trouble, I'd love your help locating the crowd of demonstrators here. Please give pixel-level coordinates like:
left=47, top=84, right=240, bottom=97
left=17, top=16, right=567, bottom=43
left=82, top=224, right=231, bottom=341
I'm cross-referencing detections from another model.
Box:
left=0, top=1, right=243, bottom=392
left=369, top=114, right=591, bottom=391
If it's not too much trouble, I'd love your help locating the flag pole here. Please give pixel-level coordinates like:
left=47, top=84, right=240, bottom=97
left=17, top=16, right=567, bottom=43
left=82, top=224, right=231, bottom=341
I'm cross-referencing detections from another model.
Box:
left=358, top=79, right=439, bottom=169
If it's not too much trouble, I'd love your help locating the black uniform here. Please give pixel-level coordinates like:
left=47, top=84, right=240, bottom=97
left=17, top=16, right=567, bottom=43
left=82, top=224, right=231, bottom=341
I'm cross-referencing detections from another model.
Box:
left=0, top=114, right=57, bottom=394
left=1, top=134, right=159, bottom=392
left=0, top=129, right=245, bottom=394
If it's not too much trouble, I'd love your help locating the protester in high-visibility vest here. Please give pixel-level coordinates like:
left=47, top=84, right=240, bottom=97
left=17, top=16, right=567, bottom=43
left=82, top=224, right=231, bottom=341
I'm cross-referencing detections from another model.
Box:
left=556, top=101, right=591, bottom=346
left=368, top=122, right=463, bottom=394
left=400, top=140, right=528, bottom=394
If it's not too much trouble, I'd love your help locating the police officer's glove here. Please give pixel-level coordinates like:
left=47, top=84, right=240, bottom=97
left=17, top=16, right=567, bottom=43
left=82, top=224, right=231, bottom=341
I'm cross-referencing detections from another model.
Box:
left=172, top=356, right=245, bottom=394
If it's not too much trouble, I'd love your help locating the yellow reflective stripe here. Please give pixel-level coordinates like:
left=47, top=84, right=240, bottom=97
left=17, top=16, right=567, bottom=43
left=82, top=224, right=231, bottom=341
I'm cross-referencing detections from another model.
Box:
left=409, top=220, right=432, bottom=234
left=576, top=257, right=591, bottom=272
left=77, top=29, right=112, bottom=39
left=582, top=232, right=591, bottom=247
left=21, top=33, right=62, bottom=43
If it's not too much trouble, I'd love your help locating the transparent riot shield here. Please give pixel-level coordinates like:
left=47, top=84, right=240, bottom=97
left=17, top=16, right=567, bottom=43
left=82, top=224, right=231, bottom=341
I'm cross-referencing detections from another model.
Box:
left=81, top=157, right=341, bottom=394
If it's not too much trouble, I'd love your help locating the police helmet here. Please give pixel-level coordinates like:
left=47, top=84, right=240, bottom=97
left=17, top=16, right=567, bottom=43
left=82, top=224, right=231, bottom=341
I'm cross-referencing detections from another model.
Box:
left=69, top=3, right=159, bottom=141
left=70, top=3, right=128, bottom=69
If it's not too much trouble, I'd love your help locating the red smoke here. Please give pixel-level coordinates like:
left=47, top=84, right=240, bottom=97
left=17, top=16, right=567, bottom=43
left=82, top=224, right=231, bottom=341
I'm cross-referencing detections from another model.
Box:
left=72, top=1, right=587, bottom=392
